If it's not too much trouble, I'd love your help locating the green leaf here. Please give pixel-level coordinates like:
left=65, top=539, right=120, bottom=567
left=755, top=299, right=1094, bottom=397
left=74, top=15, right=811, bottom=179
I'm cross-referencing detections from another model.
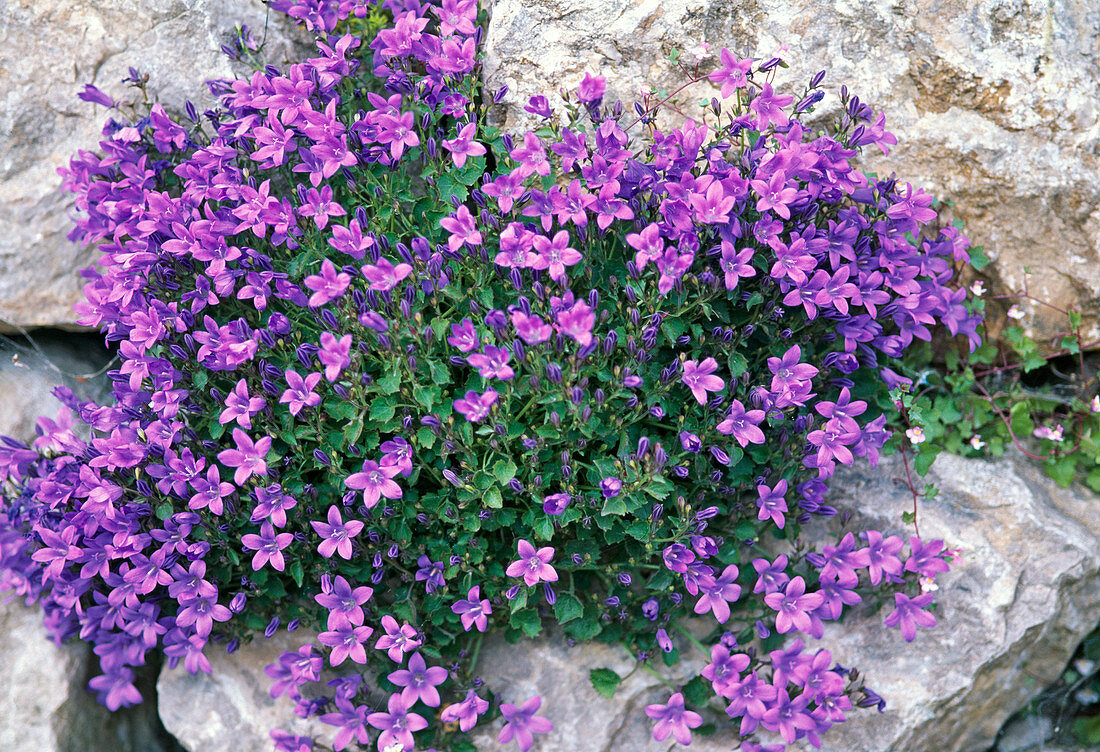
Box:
left=509, top=609, right=542, bottom=639
left=492, top=458, right=517, bottom=485
left=553, top=594, right=583, bottom=624
left=913, top=446, right=941, bottom=476
left=289, top=560, right=304, bottom=588
left=601, top=495, right=630, bottom=516
left=510, top=587, right=529, bottom=613
left=1045, top=455, right=1077, bottom=488
left=682, top=675, right=710, bottom=707
left=589, top=668, right=622, bottom=699
left=377, top=372, right=401, bottom=393
left=155, top=502, right=173, bottom=520
left=484, top=486, right=503, bottom=508
left=369, top=397, right=396, bottom=423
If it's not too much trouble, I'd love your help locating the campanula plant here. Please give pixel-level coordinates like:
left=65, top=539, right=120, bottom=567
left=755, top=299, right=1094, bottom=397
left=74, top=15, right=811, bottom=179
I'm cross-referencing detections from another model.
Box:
left=0, top=0, right=978, bottom=749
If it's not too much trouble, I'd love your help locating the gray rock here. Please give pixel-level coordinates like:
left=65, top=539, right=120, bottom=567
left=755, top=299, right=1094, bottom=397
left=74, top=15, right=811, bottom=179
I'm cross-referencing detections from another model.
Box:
left=0, top=0, right=307, bottom=329
left=482, top=0, right=1100, bottom=345
left=157, top=631, right=330, bottom=752
left=0, top=598, right=101, bottom=752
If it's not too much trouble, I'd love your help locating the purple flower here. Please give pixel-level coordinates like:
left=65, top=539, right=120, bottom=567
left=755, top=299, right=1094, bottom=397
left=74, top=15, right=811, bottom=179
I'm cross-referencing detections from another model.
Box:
left=467, top=345, right=514, bottom=380
left=553, top=299, right=595, bottom=346
left=375, top=615, right=422, bottom=662
left=644, top=692, right=703, bottom=745
left=498, top=695, right=553, bottom=752
left=694, top=564, right=742, bottom=623
left=764, top=576, right=824, bottom=634
left=388, top=651, right=449, bottom=707
left=681, top=357, right=725, bottom=405
left=279, top=370, right=322, bottom=416
left=577, top=72, right=606, bottom=103
left=310, top=505, right=364, bottom=559
left=506, top=539, right=558, bottom=587
left=318, top=332, right=352, bottom=382
left=318, top=622, right=374, bottom=666
left=366, top=693, right=428, bottom=751
left=415, top=554, right=446, bottom=593
left=511, top=310, right=553, bottom=345
left=884, top=592, right=937, bottom=641
left=304, top=258, right=351, bottom=307
left=241, top=521, right=294, bottom=571
left=447, top=317, right=480, bottom=352
left=542, top=492, right=571, bottom=515
left=452, top=585, right=493, bottom=632
left=755, top=479, right=789, bottom=529
left=344, top=459, right=403, bottom=509
left=441, top=689, right=489, bottom=732
left=702, top=644, right=751, bottom=697
left=599, top=476, right=622, bottom=498
left=453, top=389, right=497, bottom=422
left=219, top=378, right=266, bottom=429
left=715, top=400, right=766, bottom=447
left=442, top=122, right=487, bottom=168
left=217, top=428, right=271, bottom=485
left=314, top=575, right=373, bottom=626
left=708, top=49, right=753, bottom=97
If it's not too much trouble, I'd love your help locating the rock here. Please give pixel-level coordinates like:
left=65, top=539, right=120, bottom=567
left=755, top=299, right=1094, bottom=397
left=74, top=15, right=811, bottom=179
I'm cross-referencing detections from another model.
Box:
left=157, top=631, right=329, bottom=752
left=481, top=0, right=1100, bottom=346
left=994, top=714, right=1055, bottom=752
left=0, top=332, right=113, bottom=443
left=0, top=0, right=308, bottom=330
left=792, top=448, right=1100, bottom=752
left=0, top=597, right=102, bottom=752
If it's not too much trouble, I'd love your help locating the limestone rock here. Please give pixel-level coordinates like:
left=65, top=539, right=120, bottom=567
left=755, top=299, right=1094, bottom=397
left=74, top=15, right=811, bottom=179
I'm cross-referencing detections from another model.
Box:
left=482, top=0, right=1100, bottom=346
left=0, top=0, right=307, bottom=329
left=157, top=631, right=329, bottom=752
left=0, top=598, right=100, bottom=752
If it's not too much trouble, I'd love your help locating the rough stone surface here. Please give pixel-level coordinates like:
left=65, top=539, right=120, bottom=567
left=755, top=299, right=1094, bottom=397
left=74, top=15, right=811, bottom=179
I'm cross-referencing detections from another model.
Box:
left=482, top=0, right=1100, bottom=346
left=0, top=0, right=307, bottom=329
left=0, top=598, right=100, bottom=752
left=157, top=631, right=329, bottom=752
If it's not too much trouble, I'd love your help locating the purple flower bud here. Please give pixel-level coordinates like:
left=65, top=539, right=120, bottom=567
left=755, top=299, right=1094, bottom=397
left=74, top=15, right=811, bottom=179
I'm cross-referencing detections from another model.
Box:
left=617, top=573, right=632, bottom=586
left=651, top=503, right=663, bottom=521
left=312, top=448, right=331, bottom=466
left=509, top=477, right=524, bottom=493
left=229, top=593, right=247, bottom=613
left=642, top=597, right=659, bottom=620
left=505, top=584, right=520, bottom=600
left=605, top=595, right=620, bottom=607
left=755, top=620, right=771, bottom=639
left=679, top=432, right=701, bottom=453
left=546, top=363, right=562, bottom=383
left=710, top=446, right=731, bottom=465
left=637, top=436, right=650, bottom=457
left=653, top=444, right=667, bottom=467
left=543, top=583, right=557, bottom=604
left=265, top=617, right=280, bottom=638
left=656, top=628, right=673, bottom=652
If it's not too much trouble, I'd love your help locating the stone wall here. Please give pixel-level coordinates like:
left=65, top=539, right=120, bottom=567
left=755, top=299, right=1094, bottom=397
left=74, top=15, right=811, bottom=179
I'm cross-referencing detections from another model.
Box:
left=482, top=0, right=1100, bottom=347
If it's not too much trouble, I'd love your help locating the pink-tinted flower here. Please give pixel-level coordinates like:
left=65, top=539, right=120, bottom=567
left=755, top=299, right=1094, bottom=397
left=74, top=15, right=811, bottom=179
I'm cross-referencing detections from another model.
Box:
left=553, top=299, right=595, bottom=346
left=453, top=389, right=497, bottom=422
left=498, top=695, right=553, bottom=752
left=708, top=49, right=753, bottom=97
left=452, top=585, right=492, bottom=632
left=304, top=258, right=351, bottom=307
left=279, top=370, right=322, bottom=416
left=344, top=459, right=403, bottom=508
left=681, top=357, right=725, bottom=405
left=441, top=689, right=489, bottom=732
left=506, top=539, right=558, bottom=587
left=764, top=576, right=824, bottom=634
left=217, top=428, right=271, bottom=485
left=442, top=122, right=487, bottom=168
left=220, top=378, right=266, bottom=429
left=467, top=344, right=514, bottom=380
left=644, top=692, right=703, bottom=745
left=577, top=72, right=606, bottom=103
left=388, top=652, right=448, bottom=707
left=715, top=400, right=766, bottom=447
left=241, top=521, right=294, bottom=571
left=319, top=622, right=374, bottom=666
left=361, top=257, right=412, bottom=292
left=366, top=693, right=427, bottom=751
left=756, top=479, right=789, bottom=529
left=884, top=591, right=937, bottom=641
left=318, top=332, right=352, bottom=382
left=375, top=615, right=422, bottom=662
left=310, top=505, right=364, bottom=560
left=694, top=564, right=742, bottom=623
left=511, top=310, right=552, bottom=345
left=440, top=204, right=482, bottom=252
left=529, top=230, right=581, bottom=282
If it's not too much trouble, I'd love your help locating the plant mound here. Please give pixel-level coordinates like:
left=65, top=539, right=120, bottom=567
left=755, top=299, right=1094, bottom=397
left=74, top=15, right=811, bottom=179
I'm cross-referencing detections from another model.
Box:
left=0, top=1, right=979, bottom=750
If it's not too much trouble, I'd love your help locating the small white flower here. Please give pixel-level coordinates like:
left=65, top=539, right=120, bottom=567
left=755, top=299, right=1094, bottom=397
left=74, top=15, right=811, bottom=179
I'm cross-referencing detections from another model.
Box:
left=919, top=576, right=939, bottom=593
left=968, top=434, right=986, bottom=450
left=905, top=426, right=926, bottom=444
left=690, top=42, right=711, bottom=62
left=383, top=744, right=404, bottom=752
left=1007, top=304, right=1026, bottom=320
left=1090, top=395, right=1100, bottom=413
left=638, top=84, right=653, bottom=97
left=969, top=280, right=985, bottom=296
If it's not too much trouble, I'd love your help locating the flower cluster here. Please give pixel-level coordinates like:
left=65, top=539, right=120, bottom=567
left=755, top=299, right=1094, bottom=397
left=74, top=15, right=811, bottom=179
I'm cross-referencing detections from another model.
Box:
left=0, top=1, right=973, bottom=751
